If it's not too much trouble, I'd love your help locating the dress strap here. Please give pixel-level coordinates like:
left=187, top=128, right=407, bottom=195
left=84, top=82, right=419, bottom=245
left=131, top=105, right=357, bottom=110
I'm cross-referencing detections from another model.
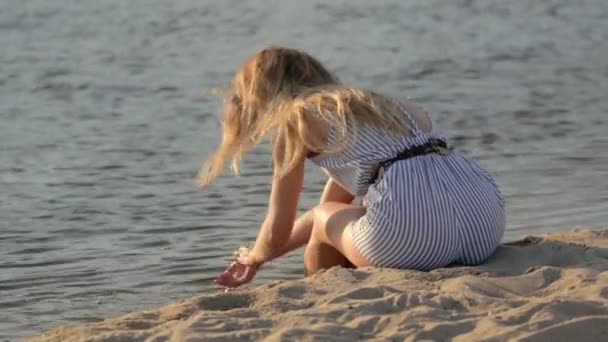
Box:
left=369, top=138, right=451, bottom=184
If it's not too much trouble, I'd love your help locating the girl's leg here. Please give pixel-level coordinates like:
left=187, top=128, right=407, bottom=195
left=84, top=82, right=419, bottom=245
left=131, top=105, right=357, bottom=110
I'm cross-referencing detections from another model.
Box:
left=305, top=202, right=372, bottom=275
left=269, top=178, right=355, bottom=261
left=268, top=209, right=314, bottom=260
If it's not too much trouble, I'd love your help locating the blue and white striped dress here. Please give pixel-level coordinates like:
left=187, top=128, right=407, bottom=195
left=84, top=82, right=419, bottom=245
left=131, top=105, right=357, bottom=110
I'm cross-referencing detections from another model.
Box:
left=310, top=105, right=506, bottom=270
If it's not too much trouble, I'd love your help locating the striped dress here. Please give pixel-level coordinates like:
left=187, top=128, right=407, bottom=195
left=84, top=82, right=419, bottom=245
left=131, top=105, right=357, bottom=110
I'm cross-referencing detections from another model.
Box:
left=310, top=104, right=506, bottom=270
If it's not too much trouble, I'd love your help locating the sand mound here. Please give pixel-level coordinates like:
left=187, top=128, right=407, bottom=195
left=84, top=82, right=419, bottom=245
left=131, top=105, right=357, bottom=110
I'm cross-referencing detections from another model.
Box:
left=25, top=229, right=608, bottom=341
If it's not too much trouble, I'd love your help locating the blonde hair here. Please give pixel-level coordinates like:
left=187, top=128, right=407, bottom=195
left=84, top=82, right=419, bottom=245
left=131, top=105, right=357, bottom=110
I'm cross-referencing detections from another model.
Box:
left=198, top=46, right=410, bottom=186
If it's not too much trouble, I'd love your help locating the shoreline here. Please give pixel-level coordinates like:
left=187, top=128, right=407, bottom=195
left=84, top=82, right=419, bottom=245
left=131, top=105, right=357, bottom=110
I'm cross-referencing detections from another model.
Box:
left=25, top=228, right=608, bottom=341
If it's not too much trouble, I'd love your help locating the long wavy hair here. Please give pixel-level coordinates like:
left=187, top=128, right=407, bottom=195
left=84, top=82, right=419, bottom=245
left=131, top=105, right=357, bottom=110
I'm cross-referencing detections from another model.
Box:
left=198, top=46, right=409, bottom=186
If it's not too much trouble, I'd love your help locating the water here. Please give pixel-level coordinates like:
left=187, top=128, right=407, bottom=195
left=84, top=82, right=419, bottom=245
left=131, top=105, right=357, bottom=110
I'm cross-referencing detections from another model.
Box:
left=1, top=0, right=607, bottom=339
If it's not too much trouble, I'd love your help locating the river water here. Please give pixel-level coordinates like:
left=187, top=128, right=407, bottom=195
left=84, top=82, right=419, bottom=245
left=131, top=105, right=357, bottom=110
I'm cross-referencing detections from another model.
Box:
left=1, top=0, right=607, bottom=339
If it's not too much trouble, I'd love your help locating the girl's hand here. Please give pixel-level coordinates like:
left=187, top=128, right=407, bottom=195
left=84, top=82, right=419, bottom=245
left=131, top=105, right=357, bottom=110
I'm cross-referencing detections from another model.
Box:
left=216, top=248, right=263, bottom=288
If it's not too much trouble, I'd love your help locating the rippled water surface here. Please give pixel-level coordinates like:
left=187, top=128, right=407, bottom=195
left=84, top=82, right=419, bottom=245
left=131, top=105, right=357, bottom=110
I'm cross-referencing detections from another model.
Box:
left=1, top=0, right=608, bottom=339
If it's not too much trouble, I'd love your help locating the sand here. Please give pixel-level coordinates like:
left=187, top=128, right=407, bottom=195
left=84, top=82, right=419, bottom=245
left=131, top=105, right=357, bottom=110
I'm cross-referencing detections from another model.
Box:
left=25, top=229, right=608, bottom=342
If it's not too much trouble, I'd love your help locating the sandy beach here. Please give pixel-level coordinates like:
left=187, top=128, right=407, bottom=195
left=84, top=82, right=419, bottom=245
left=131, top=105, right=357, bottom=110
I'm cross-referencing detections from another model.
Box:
left=24, top=228, right=608, bottom=341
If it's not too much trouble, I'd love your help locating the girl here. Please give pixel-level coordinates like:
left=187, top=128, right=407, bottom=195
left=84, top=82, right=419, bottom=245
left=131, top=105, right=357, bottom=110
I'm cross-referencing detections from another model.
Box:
left=200, top=46, right=505, bottom=288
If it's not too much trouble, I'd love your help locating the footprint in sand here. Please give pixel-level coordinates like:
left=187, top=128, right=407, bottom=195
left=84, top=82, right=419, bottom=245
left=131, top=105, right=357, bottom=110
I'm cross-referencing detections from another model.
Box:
left=327, top=286, right=396, bottom=304
left=276, top=284, right=310, bottom=299
left=194, top=292, right=252, bottom=311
